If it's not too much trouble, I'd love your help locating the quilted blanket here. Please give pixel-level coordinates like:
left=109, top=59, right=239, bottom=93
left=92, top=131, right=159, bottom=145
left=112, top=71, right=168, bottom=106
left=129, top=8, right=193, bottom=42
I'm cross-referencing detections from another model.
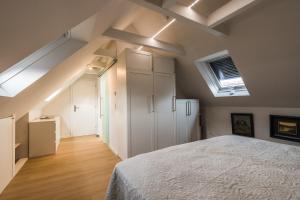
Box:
left=105, top=135, right=300, bottom=200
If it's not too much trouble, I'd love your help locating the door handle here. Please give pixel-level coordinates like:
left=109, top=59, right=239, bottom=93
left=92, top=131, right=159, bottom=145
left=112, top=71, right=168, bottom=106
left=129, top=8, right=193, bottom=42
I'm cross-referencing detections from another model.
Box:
left=74, top=105, right=79, bottom=112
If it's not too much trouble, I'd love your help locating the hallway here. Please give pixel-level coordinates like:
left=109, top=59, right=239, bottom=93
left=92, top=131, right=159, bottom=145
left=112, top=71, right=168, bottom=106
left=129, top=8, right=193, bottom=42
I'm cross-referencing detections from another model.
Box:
left=0, top=136, right=120, bottom=200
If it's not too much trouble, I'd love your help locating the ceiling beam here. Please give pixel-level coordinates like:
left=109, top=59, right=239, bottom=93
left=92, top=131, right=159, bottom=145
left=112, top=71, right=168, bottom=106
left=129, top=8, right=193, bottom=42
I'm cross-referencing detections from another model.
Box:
left=207, top=0, right=261, bottom=28
left=128, top=0, right=225, bottom=37
left=94, top=48, right=116, bottom=58
left=162, top=0, right=178, bottom=8
left=103, top=27, right=185, bottom=55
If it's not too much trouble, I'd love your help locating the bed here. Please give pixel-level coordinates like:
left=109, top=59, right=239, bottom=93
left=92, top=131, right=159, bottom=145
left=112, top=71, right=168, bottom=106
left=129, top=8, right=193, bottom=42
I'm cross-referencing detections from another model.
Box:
left=105, top=135, right=300, bottom=200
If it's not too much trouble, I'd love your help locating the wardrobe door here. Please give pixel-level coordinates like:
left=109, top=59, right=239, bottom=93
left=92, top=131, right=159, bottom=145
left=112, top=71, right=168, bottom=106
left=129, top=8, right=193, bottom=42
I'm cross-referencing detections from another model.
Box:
left=128, top=72, right=154, bottom=157
left=126, top=50, right=152, bottom=73
left=154, top=73, right=176, bottom=149
left=176, top=100, right=189, bottom=144
left=188, top=100, right=200, bottom=141
left=153, top=56, right=175, bottom=74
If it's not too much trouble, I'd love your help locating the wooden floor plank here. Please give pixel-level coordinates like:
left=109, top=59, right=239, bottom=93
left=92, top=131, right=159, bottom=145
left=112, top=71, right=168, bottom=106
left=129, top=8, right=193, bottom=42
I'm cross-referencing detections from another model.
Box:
left=0, top=136, right=120, bottom=200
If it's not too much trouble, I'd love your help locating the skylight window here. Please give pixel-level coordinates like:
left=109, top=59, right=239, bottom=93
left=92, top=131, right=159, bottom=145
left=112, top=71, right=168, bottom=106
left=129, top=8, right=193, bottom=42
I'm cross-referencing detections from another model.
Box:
left=194, top=50, right=250, bottom=97
left=0, top=32, right=86, bottom=97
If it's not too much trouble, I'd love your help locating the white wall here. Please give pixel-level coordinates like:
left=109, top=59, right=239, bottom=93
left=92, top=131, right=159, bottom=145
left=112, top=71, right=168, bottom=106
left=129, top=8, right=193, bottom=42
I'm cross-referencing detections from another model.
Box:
left=204, top=106, right=300, bottom=146
left=28, top=110, right=42, bottom=121
left=42, top=89, right=72, bottom=138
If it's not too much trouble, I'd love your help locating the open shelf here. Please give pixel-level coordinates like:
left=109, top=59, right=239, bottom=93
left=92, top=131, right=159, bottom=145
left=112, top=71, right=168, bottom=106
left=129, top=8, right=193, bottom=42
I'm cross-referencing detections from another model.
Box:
left=15, top=158, right=28, bottom=175
left=15, top=143, right=21, bottom=149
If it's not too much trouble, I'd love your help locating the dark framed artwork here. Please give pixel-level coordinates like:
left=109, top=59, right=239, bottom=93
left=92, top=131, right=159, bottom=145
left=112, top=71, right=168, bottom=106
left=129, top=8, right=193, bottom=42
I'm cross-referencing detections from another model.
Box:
left=270, top=115, right=300, bottom=143
left=231, top=113, right=254, bottom=137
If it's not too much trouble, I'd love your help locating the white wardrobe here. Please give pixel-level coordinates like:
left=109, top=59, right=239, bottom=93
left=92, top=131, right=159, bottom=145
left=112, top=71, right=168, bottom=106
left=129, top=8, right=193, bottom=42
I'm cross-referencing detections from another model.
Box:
left=176, top=99, right=201, bottom=144
left=117, top=49, right=176, bottom=159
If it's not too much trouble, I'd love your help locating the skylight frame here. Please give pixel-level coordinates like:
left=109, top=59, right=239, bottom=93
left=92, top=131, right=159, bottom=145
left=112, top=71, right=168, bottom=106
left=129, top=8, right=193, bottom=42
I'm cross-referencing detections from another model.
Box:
left=194, top=50, right=250, bottom=97
left=0, top=32, right=70, bottom=86
left=0, top=32, right=87, bottom=97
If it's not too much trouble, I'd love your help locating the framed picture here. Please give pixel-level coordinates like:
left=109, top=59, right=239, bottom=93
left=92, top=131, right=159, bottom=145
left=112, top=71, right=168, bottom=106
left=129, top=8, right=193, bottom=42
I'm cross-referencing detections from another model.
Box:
left=231, top=113, right=254, bottom=137
left=270, top=115, right=300, bottom=142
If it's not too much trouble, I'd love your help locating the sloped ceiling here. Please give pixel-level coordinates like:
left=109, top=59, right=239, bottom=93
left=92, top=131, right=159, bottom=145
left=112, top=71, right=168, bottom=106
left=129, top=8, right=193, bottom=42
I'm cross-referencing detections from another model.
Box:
left=131, top=0, right=300, bottom=107
left=0, top=0, right=118, bottom=73
left=0, top=0, right=139, bottom=119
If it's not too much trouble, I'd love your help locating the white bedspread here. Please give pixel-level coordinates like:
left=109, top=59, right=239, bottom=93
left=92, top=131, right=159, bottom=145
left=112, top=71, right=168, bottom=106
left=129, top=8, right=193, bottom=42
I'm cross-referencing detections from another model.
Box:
left=105, top=135, right=300, bottom=200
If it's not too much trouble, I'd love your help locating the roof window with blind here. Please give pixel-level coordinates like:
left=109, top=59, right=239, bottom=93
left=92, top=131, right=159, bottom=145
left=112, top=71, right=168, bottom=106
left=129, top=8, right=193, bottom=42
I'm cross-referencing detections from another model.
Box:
left=194, top=50, right=249, bottom=97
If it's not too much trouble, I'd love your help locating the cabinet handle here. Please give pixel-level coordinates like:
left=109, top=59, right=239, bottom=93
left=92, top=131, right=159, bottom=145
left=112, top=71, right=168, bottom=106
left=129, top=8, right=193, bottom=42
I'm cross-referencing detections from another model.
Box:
left=152, top=95, right=155, bottom=112
left=186, top=101, right=188, bottom=116
left=188, top=101, right=191, bottom=116
left=172, top=96, right=176, bottom=112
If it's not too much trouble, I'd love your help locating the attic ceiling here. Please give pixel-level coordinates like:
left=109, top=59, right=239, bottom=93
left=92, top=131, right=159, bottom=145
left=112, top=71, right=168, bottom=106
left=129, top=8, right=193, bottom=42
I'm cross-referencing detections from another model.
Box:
left=178, top=0, right=231, bottom=17
left=0, top=0, right=300, bottom=120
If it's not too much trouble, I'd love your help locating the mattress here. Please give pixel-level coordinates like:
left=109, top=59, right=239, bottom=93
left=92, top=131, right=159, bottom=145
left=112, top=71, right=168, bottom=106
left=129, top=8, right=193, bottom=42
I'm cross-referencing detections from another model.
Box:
left=105, top=135, right=300, bottom=200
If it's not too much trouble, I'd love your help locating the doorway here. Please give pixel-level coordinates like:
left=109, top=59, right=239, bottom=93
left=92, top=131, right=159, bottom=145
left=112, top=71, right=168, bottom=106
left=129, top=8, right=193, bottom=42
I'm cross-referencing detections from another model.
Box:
left=71, top=75, right=98, bottom=136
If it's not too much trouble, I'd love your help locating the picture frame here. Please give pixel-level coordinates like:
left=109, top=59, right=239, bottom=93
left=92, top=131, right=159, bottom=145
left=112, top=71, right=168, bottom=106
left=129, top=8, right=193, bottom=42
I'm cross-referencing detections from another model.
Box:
left=270, top=115, right=300, bottom=143
left=231, top=113, right=254, bottom=137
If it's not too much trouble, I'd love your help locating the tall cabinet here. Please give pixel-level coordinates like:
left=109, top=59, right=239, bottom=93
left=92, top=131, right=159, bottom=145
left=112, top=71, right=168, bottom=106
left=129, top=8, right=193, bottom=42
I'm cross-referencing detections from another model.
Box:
left=117, top=49, right=176, bottom=159
left=176, top=99, right=201, bottom=145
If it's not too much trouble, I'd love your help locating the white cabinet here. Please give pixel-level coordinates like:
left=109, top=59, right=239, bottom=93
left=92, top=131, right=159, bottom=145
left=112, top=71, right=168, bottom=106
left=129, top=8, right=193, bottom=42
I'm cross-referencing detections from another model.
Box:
left=0, top=115, right=28, bottom=194
left=176, top=99, right=201, bottom=144
left=116, top=49, right=176, bottom=159
left=126, top=50, right=152, bottom=73
left=29, top=117, right=61, bottom=158
left=0, top=116, right=15, bottom=194
left=153, top=56, right=175, bottom=74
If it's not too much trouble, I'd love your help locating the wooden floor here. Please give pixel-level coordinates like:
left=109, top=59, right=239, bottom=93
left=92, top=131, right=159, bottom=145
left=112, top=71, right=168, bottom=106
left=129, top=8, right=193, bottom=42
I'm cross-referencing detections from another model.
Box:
left=0, top=136, right=120, bottom=200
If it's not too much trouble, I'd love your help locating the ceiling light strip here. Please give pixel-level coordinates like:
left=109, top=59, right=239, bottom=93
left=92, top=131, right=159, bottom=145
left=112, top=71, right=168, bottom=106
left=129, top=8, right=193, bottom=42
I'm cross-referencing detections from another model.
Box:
left=45, top=88, right=62, bottom=102
left=151, top=18, right=176, bottom=39
left=188, top=0, right=200, bottom=9
left=136, top=18, right=176, bottom=51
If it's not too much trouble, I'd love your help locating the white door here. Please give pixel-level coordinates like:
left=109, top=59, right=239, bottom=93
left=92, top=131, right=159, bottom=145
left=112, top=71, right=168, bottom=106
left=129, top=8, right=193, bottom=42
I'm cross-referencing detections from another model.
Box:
left=154, top=73, right=176, bottom=149
left=128, top=72, right=154, bottom=156
left=176, top=100, right=189, bottom=144
left=71, top=76, right=97, bottom=136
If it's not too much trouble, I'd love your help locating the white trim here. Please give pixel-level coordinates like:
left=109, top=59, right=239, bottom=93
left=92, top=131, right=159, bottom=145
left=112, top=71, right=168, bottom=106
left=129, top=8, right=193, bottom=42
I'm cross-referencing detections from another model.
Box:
left=0, top=33, right=70, bottom=85
left=194, top=50, right=250, bottom=97
left=0, top=35, right=86, bottom=97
